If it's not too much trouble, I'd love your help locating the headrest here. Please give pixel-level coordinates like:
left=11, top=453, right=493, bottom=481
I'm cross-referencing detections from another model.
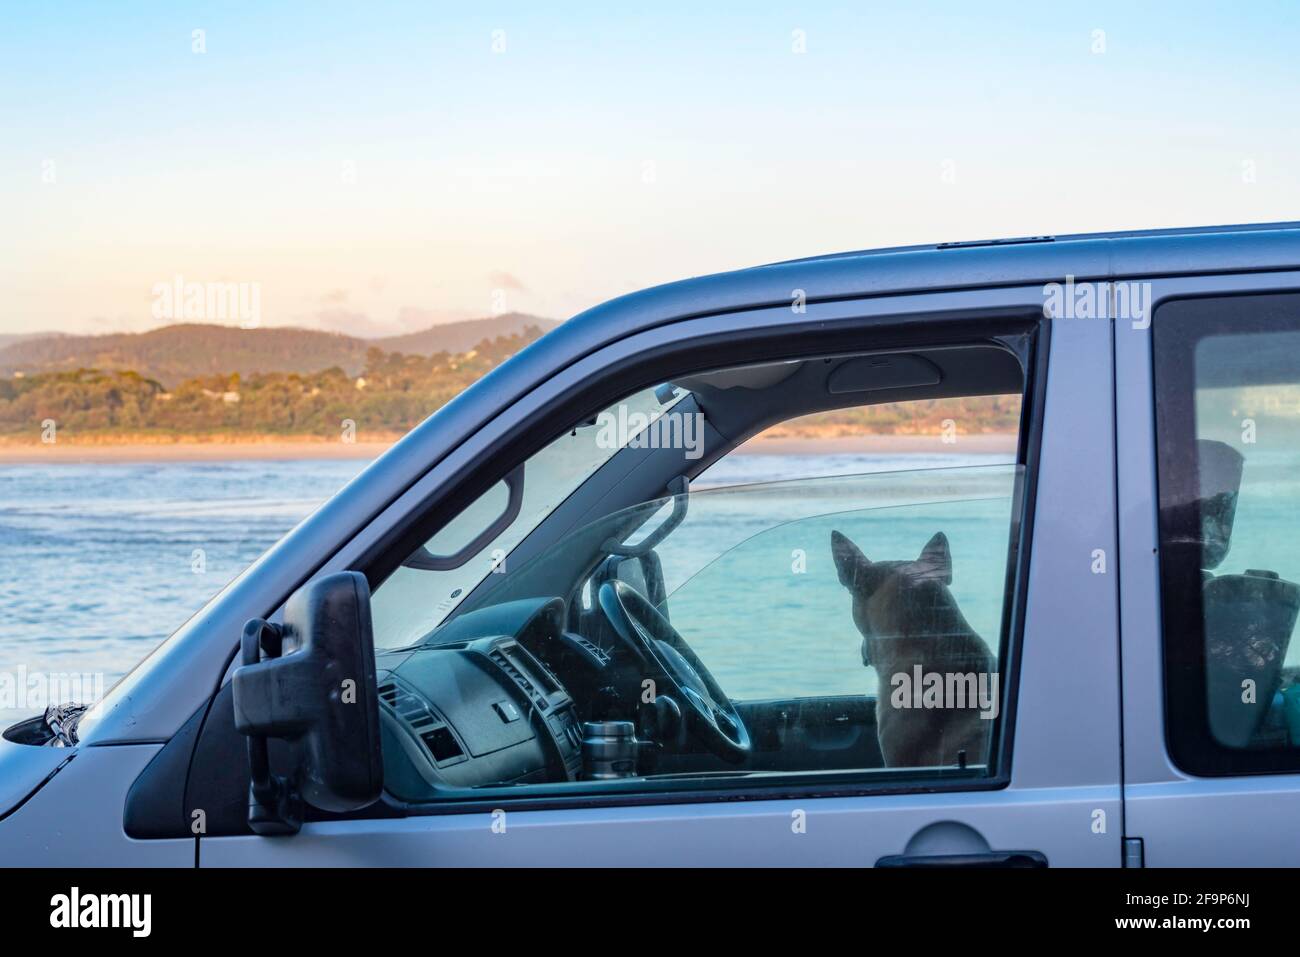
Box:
left=1197, top=439, right=1245, bottom=570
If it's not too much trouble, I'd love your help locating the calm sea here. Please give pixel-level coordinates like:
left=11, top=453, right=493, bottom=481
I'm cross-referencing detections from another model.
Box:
left=0, top=451, right=1010, bottom=725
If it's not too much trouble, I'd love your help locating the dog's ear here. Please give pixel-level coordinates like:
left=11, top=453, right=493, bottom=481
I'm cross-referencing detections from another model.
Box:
left=831, top=530, right=872, bottom=589
left=913, top=531, right=953, bottom=585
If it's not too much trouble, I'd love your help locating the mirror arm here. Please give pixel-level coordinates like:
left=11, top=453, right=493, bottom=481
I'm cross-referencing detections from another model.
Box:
left=233, top=573, right=381, bottom=828
left=239, top=619, right=303, bottom=836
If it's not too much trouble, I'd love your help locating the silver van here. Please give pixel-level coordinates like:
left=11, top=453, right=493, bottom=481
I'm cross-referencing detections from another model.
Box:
left=5, top=221, right=1300, bottom=867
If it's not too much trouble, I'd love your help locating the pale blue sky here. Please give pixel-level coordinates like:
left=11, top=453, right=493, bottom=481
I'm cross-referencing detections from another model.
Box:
left=3, top=1, right=1299, bottom=335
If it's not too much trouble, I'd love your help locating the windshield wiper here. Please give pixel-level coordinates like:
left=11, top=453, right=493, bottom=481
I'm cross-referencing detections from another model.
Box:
left=43, top=702, right=88, bottom=747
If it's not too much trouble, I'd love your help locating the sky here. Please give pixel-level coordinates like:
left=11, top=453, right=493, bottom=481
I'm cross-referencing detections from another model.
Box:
left=3, top=1, right=1299, bottom=337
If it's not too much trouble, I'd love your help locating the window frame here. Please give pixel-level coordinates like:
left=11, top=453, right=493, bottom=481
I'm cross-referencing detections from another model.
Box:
left=1154, top=291, right=1300, bottom=776
left=348, top=309, right=1050, bottom=817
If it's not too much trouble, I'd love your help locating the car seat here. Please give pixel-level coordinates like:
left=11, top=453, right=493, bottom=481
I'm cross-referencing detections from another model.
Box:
left=1197, top=440, right=1300, bottom=748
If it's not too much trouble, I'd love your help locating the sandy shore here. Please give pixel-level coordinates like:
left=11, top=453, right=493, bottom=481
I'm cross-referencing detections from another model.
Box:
left=735, top=432, right=1017, bottom=455
left=0, top=438, right=399, bottom=464
left=0, top=431, right=1018, bottom=464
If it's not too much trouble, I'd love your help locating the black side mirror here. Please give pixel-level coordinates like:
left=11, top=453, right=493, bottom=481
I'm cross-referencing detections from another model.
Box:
left=233, top=571, right=383, bottom=835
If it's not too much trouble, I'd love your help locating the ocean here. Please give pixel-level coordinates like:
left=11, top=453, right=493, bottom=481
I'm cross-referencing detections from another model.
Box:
left=0, top=449, right=1018, bottom=726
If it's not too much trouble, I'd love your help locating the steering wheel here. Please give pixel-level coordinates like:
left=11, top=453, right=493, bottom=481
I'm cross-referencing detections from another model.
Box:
left=598, top=580, right=751, bottom=763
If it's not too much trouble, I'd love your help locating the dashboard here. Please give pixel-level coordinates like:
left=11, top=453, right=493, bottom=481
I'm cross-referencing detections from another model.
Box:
left=376, top=598, right=608, bottom=799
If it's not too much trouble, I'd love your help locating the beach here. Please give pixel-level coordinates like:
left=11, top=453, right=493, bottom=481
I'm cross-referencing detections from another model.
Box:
left=733, top=432, right=1017, bottom=456
left=0, top=431, right=1018, bottom=464
left=0, top=436, right=401, bottom=463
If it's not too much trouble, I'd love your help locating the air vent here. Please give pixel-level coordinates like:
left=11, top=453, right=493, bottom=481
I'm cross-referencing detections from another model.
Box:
left=489, top=649, right=536, bottom=694
left=487, top=647, right=556, bottom=711
left=378, top=678, right=466, bottom=766
left=420, top=726, right=465, bottom=763
left=570, top=634, right=610, bottom=664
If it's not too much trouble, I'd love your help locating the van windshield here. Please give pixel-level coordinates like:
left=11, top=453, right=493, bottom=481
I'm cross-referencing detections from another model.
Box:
left=370, top=386, right=689, bottom=648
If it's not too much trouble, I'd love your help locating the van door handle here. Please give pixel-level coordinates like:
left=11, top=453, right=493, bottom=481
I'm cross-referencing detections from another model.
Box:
left=875, top=850, right=1048, bottom=868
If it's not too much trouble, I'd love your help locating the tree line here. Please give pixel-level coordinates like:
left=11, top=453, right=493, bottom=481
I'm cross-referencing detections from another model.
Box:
left=0, top=327, right=1020, bottom=440
left=0, top=330, right=540, bottom=439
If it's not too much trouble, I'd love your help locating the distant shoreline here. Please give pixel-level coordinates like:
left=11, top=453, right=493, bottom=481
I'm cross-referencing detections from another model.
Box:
left=734, top=432, right=1017, bottom=455
left=0, top=435, right=402, bottom=463
left=0, top=430, right=1018, bottom=464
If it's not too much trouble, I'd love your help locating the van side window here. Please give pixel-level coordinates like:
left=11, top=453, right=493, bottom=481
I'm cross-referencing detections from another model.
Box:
left=1154, top=294, right=1300, bottom=775
left=366, top=347, right=1037, bottom=803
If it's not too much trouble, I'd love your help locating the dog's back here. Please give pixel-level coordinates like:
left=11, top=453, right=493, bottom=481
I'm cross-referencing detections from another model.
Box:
left=831, top=529, right=997, bottom=769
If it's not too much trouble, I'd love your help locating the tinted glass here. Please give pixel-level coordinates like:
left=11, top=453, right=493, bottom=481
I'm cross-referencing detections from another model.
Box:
left=1155, top=294, right=1300, bottom=774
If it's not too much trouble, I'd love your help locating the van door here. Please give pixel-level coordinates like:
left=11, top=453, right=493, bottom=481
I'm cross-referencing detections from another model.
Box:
left=1119, top=282, right=1300, bottom=866
left=194, top=293, right=1122, bottom=867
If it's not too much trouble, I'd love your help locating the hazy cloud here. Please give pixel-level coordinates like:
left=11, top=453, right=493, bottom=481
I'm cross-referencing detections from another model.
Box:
left=299, top=308, right=393, bottom=338
left=291, top=304, right=485, bottom=338
left=393, top=306, right=467, bottom=333
left=83, top=313, right=143, bottom=334
left=488, top=270, right=528, bottom=293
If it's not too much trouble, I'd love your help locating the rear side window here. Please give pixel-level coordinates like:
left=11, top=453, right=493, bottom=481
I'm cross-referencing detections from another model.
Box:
left=1154, top=293, right=1300, bottom=775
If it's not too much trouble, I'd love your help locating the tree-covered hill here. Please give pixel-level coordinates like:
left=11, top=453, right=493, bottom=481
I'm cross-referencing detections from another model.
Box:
left=0, top=314, right=559, bottom=388
left=0, top=324, right=1021, bottom=443
left=0, top=329, right=545, bottom=439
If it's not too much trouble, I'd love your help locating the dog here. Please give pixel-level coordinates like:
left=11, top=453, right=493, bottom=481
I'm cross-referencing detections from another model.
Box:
left=831, top=529, right=997, bottom=769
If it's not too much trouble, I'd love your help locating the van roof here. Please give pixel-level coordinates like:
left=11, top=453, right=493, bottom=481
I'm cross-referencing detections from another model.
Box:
left=764, top=220, right=1300, bottom=267
left=568, top=221, right=1300, bottom=335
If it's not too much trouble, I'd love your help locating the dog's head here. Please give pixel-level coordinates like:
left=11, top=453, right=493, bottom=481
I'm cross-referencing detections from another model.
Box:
left=831, top=529, right=954, bottom=667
